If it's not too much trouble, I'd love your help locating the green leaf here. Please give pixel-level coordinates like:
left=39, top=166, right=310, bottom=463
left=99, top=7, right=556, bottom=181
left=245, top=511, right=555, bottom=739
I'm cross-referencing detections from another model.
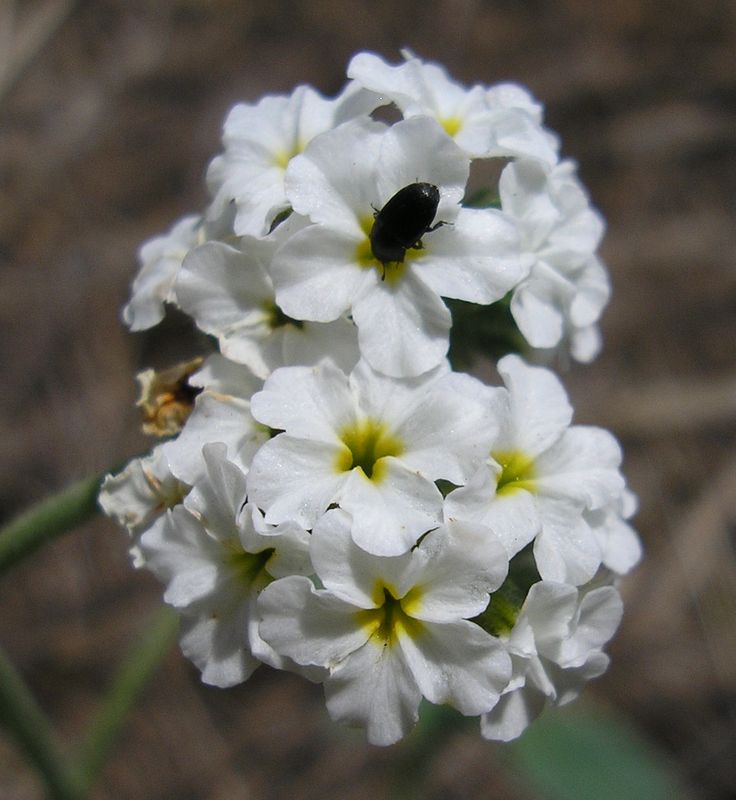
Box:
left=507, top=703, right=689, bottom=800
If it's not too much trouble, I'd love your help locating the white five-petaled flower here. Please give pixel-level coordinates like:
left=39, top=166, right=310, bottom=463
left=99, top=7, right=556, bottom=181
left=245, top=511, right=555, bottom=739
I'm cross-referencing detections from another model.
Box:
left=501, top=158, right=610, bottom=361
left=175, top=233, right=359, bottom=380
left=271, top=115, right=526, bottom=377
left=347, top=50, right=559, bottom=164
left=140, top=444, right=313, bottom=687
left=258, top=508, right=512, bottom=745
left=480, top=580, right=623, bottom=741
left=247, top=358, right=496, bottom=556
left=445, top=354, right=626, bottom=585
left=206, top=81, right=381, bottom=238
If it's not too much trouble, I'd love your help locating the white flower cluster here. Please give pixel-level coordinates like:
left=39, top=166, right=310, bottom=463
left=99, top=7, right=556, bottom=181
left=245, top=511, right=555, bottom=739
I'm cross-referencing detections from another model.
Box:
left=100, top=51, right=640, bottom=746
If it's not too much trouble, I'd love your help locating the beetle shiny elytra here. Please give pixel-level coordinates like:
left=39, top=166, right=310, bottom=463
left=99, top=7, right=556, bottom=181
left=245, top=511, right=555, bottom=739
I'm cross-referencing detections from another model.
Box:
left=369, top=182, right=443, bottom=273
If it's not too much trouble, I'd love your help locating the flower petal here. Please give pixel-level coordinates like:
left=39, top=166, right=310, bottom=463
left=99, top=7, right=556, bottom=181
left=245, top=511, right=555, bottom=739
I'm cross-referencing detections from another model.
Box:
left=533, top=499, right=602, bottom=585
left=352, top=272, right=451, bottom=378
left=250, top=361, right=355, bottom=442
left=375, top=116, right=469, bottom=217
left=271, top=225, right=372, bottom=321
left=325, top=638, right=422, bottom=746
left=311, top=507, right=415, bottom=607
left=284, top=116, right=385, bottom=231
left=258, top=576, right=368, bottom=667
left=409, top=520, right=508, bottom=622
left=497, top=354, right=572, bottom=456
left=338, top=461, right=442, bottom=556
left=444, top=465, right=540, bottom=559
left=534, top=426, right=624, bottom=510
left=179, top=597, right=259, bottom=688
left=398, top=619, right=510, bottom=715
left=417, top=207, right=526, bottom=304
left=480, top=683, right=547, bottom=741
left=247, top=435, right=348, bottom=529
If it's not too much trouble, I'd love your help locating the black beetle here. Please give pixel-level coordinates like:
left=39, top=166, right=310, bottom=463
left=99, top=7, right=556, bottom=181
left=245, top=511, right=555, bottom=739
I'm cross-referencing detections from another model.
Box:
left=369, top=182, right=444, bottom=274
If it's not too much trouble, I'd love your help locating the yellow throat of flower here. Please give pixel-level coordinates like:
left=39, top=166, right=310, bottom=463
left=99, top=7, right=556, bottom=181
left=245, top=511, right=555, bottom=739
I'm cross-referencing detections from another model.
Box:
left=335, top=418, right=404, bottom=482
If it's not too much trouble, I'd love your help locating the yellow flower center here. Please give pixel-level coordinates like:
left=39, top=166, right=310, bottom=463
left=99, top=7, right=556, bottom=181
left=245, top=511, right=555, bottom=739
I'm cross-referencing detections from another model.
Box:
left=272, top=142, right=303, bottom=170
left=441, top=116, right=463, bottom=137
left=354, top=584, right=425, bottom=647
left=334, top=419, right=404, bottom=482
left=492, top=450, right=537, bottom=496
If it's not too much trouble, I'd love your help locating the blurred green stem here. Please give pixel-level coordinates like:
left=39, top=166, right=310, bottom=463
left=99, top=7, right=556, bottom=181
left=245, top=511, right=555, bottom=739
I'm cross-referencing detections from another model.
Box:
left=0, top=473, right=104, bottom=576
left=0, top=471, right=179, bottom=797
left=0, top=608, right=179, bottom=800
left=75, top=606, right=179, bottom=792
left=0, top=645, right=85, bottom=800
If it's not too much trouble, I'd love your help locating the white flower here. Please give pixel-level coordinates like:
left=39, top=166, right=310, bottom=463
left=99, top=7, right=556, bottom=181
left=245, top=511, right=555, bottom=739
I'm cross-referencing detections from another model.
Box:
left=500, top=159, right=610, bottom=361
left=271, top=115, right=525, bottom=377
left=347, top=50, right=559, bottom=164
left=206, top=81, right=380, bottom=238
left=587, top=489, right=642, bottom=575
left=122, top=200, right=237, bottom=331
left=259, top=508, right=511, bottom=745
left=102, top=53, right=636, bottom=746
left=444, top=354, right=626, bottom=585
left=140, top=444, right=312, bottom=687
left=123, top=215, right=202, bottom=331
left=175, top=236, right=359, bottom=379
left=480, top=580, right=623, bottom=741
left=247, top=359, right=495, bottom=556
left=162, top=354, right=268, bottom=485
left=99, top=445, right=189, bottom=566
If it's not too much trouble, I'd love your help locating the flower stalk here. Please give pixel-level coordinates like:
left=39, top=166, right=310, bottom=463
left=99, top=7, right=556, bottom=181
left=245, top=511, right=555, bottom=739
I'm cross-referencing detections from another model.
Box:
left=0, top=645, right=85, bottom=800
left=0, top=473, right=104, bottom=577
left=75, top=607, right=179, bottom=793
left=0, top=606, right=179, bottom=800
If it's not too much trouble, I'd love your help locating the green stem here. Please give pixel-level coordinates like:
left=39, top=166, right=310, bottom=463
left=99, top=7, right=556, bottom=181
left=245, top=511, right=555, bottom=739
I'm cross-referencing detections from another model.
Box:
left=0, top=473, right=104, bottom=576
left=74, top=606, right=179, bottom=793
left=0, top=646, right=85, bottom=800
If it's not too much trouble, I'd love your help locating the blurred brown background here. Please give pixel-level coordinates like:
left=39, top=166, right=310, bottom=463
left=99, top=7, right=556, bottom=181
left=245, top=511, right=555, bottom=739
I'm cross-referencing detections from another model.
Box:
left=1, top=1, right=735, bottom=798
